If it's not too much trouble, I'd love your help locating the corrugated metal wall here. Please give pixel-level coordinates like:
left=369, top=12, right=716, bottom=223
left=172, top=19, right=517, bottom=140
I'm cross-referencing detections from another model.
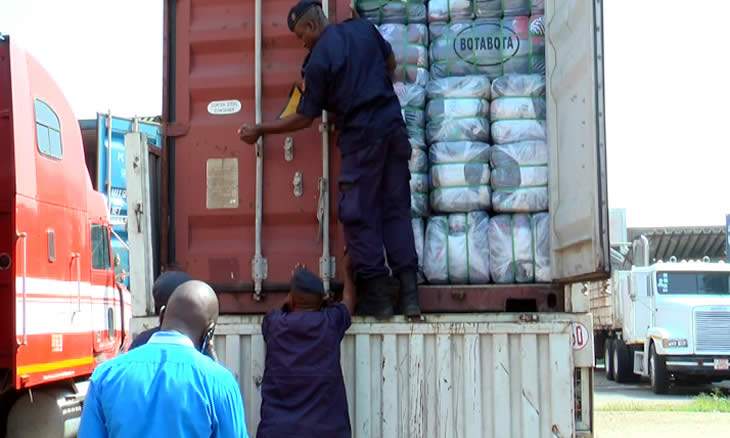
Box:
left=205, top=314, right=589, bottom=438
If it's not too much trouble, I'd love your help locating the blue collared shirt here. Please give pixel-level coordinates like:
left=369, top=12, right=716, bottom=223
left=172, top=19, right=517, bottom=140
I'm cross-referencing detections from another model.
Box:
left=79, top=331, right=249, bottom=438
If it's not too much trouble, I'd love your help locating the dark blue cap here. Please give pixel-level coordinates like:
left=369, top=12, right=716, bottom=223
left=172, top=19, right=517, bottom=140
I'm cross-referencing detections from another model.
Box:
left=153, top=271, right=194, bottom=314
left=287, top=0, right=322, bottom=32
left=291, top=267, right=325, bottom=296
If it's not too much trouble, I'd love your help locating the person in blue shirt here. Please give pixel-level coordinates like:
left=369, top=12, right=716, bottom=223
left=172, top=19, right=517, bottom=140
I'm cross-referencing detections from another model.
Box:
left=238, top=0, right=420, bottom=318
left=128, top=270, right=193, bottom=350
left=78, top=280, right=249, bottom=438
left=256, top=256, right=356, bottom=438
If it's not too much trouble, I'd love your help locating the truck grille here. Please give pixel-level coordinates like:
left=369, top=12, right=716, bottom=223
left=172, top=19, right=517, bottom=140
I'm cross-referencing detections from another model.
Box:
left=695, top=311, right=730, bottom=352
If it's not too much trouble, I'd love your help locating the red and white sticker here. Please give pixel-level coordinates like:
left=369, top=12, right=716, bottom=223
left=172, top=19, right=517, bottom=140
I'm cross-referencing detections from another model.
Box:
left=572, top=323, right=589, bottom=351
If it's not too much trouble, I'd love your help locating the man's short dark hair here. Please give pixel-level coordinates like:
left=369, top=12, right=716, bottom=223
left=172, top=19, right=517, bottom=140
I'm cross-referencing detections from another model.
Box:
left=287, top=0, right=323, bottom=32
left=153, top=271, right=193, bottom=314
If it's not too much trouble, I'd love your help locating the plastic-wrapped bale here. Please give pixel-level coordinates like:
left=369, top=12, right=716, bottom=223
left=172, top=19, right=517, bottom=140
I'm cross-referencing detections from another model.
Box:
left=490, top=73, right=545, bottom=98
left=490, top=73, right=546, bottom=144
left=475, top=0, right=545, bottom=18
left=355, top=0, right=427, bottom=24
left=428, top=0, right=475, bottom=23
left=429, top=16, right=545, bottom=80
left=396, top=83, right=426, bottom=134
left=490, top=141, right=547, bottom=213
left=429, top=141, right=491, bottom=213
left=429, top=0, right=546, bottom=21
left=380, top=24, right=430, bottom=86
left=423, top=212, right=490, bottom=284
left=409, top=135, right=427, bottom=151
left=425, top=76, right=491, bottom=144
left=487, top=212, right=551, bottom=283
left=412, top=217, right=426, bottom=283
left=409, top=146, right=429, bottom=217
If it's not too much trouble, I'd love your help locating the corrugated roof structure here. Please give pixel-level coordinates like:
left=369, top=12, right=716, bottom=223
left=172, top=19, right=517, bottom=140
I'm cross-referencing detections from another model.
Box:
left=626, top=226, right=727, bottom=264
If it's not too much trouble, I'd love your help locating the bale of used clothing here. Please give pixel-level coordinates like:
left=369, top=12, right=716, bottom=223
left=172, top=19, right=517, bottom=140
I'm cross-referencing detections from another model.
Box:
left=488, top=212, right=551, bottom=283
left=412, top=217, right=426, bottom=283
left=425, top=76, right=491, bottom=143
left=356, top=0, right=427, bottom=24
left=409, top=135, right=427, bottom=151
left=423, top=212, right=490, bottom=284
left=410, top=146, right=429, bottom=217
left=397, top=83, right=426, bottom=132
left=428, top=0, right=475, bottom=23
left=429, top=141, right=491, bottom=213
left=490, top=140, right=548, bottom=213
left=379, top=23, right=429, bottom=46
left=426, top=99, right=490, bottom=143
left=491, top=120, right=546, bottom=144
left=475, top=0, right=545, bottom=18
left=490, top=73, right=546, bottom=144
left=429, top=16, right=545, bottom=80
left=490, top=73, right=545, bottom=98
left=426, top=74, right=492, bottom=99
left=379, top=23, right=429, bottom=87
left=490, top=96, right=546, bottom=121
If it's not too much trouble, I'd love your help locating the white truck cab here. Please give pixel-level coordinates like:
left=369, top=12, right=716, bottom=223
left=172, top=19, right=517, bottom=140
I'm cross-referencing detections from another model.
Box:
left=607, top=261, right=730, bottom=393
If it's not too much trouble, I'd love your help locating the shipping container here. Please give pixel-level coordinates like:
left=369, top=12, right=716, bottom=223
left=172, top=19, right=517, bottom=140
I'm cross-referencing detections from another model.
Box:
left=135, top=0, right=611, bottom=436
left=160, top=0, right=609, bottom=313
left=79, top=114, right=163, bottom=286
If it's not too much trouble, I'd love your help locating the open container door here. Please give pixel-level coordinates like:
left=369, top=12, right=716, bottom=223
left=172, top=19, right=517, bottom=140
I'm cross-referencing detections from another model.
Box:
left=546, top=0, right=610, bottom=282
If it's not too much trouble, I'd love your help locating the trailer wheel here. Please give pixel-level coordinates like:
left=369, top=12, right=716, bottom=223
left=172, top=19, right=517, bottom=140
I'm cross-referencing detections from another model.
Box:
left=613, top=339, right=634, bottom=383
left=649, top=343, right=669, bottom=394
left=605, top=339, right=615, bottom=381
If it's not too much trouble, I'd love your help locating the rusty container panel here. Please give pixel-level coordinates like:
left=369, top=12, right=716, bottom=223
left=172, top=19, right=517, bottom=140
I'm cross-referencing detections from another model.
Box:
left=164, top=0, right=352, bottom=299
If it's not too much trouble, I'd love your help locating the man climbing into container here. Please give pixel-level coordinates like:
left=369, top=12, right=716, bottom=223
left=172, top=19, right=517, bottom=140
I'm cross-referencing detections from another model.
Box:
left=238, top=0, right=420, bottom=318
left=256, top=255, right=355, bottom=438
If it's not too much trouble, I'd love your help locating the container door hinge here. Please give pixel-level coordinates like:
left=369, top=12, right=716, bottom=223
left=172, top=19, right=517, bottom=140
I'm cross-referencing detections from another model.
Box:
left=320, top=256, right=335, bottom=283
left=252, top=256, right=268, bottom=300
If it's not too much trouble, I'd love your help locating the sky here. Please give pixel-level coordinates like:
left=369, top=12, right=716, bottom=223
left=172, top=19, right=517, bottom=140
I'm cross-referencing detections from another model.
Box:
left=0, top=0, right=728, bottom=228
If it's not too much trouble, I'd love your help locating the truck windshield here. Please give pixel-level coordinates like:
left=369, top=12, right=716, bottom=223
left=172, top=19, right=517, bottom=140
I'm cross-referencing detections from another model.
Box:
left=657, top=272, right=730, bottom=295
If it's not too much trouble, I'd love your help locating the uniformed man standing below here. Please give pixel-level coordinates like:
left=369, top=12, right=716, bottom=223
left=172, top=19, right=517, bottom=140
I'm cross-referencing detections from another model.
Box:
left=257, top=257, right=355, bottom=438
left=239, top=0, right=420, bottom=318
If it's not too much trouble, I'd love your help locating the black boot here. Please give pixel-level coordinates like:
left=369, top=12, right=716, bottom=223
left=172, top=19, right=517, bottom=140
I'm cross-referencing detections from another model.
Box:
left=397, top=269, right=421, bottom=317
left=356, top=275, right=394, bottom=318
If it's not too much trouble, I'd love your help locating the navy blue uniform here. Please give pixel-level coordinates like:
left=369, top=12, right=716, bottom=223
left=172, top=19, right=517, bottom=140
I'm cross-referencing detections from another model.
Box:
left=257, top=303, right=351, bottom=438
left=128, top=327, right=160, bottom=350
left=297, top=18, right=418, bottom=279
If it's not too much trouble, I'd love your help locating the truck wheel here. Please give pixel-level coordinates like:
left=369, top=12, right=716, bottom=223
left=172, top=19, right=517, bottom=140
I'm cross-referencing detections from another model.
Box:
left=649, top=343, right=670, bottom=394
left=613, top=339, right=634, bottom=383
left=605, top=339, right=615, bottom=381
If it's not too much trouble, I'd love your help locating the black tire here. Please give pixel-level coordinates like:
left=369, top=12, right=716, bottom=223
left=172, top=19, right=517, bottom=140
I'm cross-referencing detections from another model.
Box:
left=650, top=343, right=670, bottom=394
left=605, top=338, right=615, bottom=381
left=613, top=339, right=635, bottom=383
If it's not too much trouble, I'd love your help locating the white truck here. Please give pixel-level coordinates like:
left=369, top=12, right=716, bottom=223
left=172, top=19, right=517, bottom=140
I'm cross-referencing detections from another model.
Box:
left=603, top=260, right=730, bottom=393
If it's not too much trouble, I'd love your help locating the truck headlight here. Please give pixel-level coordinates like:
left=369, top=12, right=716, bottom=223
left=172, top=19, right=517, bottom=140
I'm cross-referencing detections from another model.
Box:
left=662, top=338, right=688, bottom=348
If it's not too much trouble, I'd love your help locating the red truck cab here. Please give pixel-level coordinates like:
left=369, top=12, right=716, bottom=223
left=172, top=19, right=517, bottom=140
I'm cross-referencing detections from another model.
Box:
left=0, top=35, right=132, bottom=438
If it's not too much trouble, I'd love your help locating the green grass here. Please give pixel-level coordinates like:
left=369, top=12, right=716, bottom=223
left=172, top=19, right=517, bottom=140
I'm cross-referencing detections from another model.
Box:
left=598, top=390, right=730, bottom=413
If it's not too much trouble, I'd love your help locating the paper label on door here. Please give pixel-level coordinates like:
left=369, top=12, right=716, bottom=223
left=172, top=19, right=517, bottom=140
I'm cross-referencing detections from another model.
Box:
left=206, top=158, right=239, bottom=209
